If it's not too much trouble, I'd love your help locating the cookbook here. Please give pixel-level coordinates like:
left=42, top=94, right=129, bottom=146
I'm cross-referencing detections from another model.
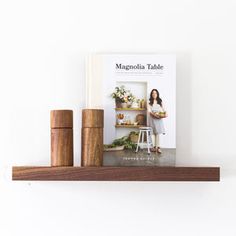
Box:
left=86, top=54, right=176, bottom=166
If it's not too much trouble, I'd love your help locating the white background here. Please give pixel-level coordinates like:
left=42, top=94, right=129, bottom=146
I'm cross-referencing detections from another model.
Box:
left=0, top=0, right=236, bottom=235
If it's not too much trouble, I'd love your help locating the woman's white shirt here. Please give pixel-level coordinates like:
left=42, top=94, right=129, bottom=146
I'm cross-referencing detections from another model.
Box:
left=148, top=102, right=166, bottom=113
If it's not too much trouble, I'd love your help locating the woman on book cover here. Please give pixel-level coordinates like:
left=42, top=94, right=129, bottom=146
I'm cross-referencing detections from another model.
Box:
left=148, top=89, right=167, bottom=153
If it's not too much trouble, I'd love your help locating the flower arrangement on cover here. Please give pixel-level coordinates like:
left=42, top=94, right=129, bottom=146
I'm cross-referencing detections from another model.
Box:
left=111, top=85, right=135, bottom=103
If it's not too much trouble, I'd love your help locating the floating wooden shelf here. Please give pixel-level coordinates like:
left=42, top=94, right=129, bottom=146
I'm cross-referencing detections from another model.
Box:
left=12, top=166, right=220, bottom=181
left=115, top=124, right=146, bottom=128
left=115, top=108, right=146, bottom=111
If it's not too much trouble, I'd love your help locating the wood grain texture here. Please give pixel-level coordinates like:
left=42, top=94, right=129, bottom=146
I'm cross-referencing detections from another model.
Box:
left=81, top=128, right=103, bottom=166
left=82, top=109, right=104, bottom=128
left=12, top=166, right=220, bottom=181
left=51, top=129, right=73, bottom=166
left=50, top=110, right=73, bottom=128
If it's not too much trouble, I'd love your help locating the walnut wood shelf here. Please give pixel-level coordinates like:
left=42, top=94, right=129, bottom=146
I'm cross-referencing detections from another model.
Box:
left=12, top=166, right=220, bottom=181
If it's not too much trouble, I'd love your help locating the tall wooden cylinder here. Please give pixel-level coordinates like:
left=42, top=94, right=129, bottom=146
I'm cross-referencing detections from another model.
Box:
left=51, top=110, right=73, bottom=166
left=81, top=109, right=104, bottom=167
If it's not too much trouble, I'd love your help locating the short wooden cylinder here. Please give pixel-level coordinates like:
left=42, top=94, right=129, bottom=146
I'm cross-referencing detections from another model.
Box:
left=51, top=110, right=73, bottom=128
left=82, top=109, right=104, bottom=128
left=81, top=127, right=103, bottom=167
left=51, top=129, right=73, bottom=166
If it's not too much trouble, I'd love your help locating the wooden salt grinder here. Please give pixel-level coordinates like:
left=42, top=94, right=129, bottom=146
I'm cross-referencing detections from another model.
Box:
left=50, top=110, right=73, bottom=166
left=81, top=109, right=104, bottom=167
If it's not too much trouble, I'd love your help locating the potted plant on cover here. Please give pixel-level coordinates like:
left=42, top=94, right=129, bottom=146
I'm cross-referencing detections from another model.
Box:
left=111, top=85, right=135, bottom=108
left=129, top=131, right=139, bottom=143
left=104, top=135, right=137, bottom=151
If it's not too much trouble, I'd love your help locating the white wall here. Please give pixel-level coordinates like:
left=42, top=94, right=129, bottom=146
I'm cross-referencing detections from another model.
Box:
left=0, top=0, right=236, bottom=235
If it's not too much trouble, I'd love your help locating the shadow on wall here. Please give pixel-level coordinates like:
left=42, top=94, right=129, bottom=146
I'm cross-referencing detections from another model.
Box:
left=176, top=52, right=193, bottom=165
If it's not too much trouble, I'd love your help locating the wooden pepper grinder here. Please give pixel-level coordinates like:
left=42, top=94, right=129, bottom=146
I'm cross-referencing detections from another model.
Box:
left=81, top=109, right=104, bottom=167
left=50, top=110, right=73, bottom=166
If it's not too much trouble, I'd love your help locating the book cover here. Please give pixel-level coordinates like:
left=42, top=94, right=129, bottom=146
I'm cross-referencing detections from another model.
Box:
left=86, top=54, right=176, bottom=166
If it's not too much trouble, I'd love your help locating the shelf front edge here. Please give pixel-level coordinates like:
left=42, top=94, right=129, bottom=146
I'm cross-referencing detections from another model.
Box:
left=12, top=166, right=220, bottom=181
